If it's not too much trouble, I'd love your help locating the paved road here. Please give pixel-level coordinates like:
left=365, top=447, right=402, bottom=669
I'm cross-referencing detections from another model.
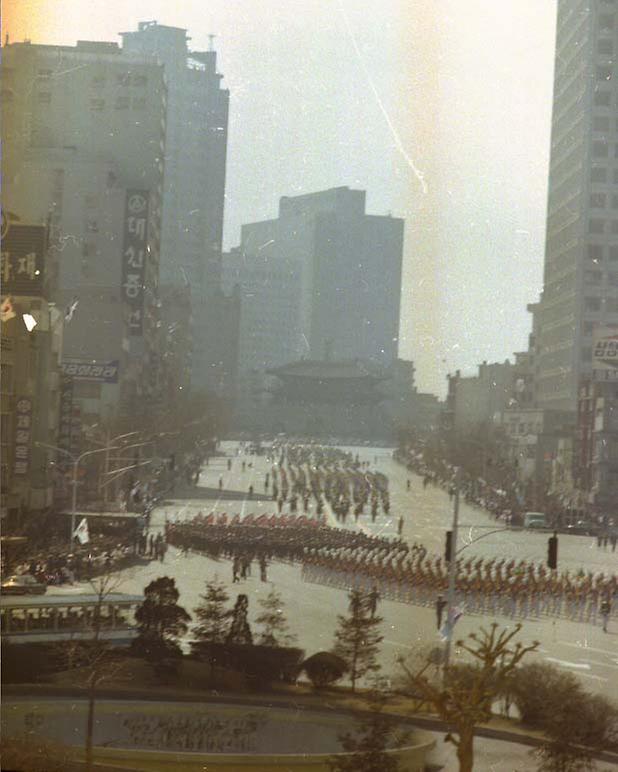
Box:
left=54, top=441, right=618, bottom=701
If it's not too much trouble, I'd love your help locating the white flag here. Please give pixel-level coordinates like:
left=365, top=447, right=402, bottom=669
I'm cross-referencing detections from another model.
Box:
left=74, top=517, right=90, bottom=545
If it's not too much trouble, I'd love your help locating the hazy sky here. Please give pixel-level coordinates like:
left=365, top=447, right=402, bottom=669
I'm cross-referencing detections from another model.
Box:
left=5, top=0, right=557, bottom=395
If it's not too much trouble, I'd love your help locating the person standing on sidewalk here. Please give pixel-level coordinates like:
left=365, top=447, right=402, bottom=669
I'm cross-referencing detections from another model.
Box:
left=600, top=595, right=611, bottom=633
left=436, top=594, right=447, bottom=630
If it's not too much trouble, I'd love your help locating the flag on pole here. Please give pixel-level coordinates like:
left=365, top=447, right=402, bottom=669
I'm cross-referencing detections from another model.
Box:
left=73, top=517, right=90, bottom=545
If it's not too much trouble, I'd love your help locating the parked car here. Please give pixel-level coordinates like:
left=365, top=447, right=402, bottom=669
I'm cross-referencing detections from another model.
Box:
left=564, top=520, right=596, bottom=536
left=1, top=574, right=47, bottom=595
left=523, top=511, right=546, bottom=529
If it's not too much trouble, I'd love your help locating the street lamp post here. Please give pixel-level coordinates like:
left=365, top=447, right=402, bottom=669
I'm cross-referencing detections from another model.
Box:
left=443, top=467, right=461, bottom=672
left=36, top=442, right=118, bottom=548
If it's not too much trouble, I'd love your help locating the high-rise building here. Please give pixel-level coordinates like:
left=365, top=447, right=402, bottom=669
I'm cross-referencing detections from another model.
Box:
left=536, top=2, right=618, bottom=411
left=2, top=39, right=167, bottom=421
left=120, top=22, right=230, bottom=389
left=236, top=187, right=404, bottom=370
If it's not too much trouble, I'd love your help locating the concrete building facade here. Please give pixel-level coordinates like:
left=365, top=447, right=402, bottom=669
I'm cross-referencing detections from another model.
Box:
left=238, top=187, right=404, bottom=368
left=120, top=22, right=230, bottom=390
left=536, top=2, right=618, bottom=411
left=2, top=39, right=167, bottom=424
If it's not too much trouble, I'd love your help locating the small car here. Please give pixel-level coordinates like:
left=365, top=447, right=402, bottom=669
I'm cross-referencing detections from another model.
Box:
left=1, top=574, right=47, bottom=595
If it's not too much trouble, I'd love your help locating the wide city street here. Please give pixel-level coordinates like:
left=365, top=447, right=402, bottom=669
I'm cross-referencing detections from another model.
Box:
left=52, top=441, right=618, bottom=701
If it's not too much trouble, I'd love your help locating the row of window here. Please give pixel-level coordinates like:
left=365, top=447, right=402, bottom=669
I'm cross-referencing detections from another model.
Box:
left=588, top=217, right=618, bottom=234
left=584, top=269, right=618, bottom=285
left=584, top=296, right=618, bottom=312
left=588, top=244, right=618, bottom=261
left=590, top=165, right=618, bottom=183
left=90, top=97, right=148, bottom=111
left=92, top=73, right=148, bottom=87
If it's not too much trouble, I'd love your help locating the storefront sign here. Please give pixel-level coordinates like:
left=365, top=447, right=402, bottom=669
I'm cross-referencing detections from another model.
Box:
left=121, top=190, right=149, bottom=336
left=1, top=223, right=46, bottom=295
left=592, top=325, right=618, bottom=381
left=61, top=359, right=119, bottom=383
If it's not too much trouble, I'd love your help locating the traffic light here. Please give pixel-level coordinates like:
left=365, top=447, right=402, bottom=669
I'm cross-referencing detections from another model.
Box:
left=445, top=530, right=453, bottom=563
left=547, top=532, right=558, bottom=570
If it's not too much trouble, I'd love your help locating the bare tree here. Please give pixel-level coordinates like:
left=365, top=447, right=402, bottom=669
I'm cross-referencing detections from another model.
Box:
left=397, top=622, right=538, bottom=772
left=59, top=570, right=132, bottom=772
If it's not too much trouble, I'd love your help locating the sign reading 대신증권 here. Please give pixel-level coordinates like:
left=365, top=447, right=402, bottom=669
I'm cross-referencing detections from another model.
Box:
left=121, top=190, right=149, bottom=337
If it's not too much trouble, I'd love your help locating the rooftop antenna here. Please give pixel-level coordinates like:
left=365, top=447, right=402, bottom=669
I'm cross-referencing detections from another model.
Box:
left=5, top=32, right=9, bottom=46
left=208, top=34, right=216, bottom=52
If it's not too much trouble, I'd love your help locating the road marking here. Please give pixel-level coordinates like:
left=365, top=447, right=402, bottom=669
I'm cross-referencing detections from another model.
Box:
left=544, top=656, right=590, bottom=670
left=561, top=641, right=618, bottom=657
left=578, top=658, right=618, bottom=670
left=578, top=672, right=609, bottom=683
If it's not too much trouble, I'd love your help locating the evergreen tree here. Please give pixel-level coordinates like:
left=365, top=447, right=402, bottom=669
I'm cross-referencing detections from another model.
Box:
left=333, top=590, right=383, bottom=692
left=132, top=576, right=191, bottom=661
left=192, top=576, right=232, bottom=651
left=255, top=588, right=296, bottom=647
left=226, top=593, right=253, bottom=646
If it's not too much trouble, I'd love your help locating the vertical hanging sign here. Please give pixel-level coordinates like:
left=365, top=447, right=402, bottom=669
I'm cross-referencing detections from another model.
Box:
left=14, top=397, right=33, bottom=476
left=121, top=190, right=149, bottom=336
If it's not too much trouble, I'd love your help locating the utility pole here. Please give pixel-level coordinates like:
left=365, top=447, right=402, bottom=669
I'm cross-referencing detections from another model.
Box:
left=444, top=468, right=461, bottom=673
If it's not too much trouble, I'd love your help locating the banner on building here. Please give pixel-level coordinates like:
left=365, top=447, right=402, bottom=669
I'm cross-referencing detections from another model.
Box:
left=121, top=189, right=149, bottom=336
left=73, top=517, right=90, bottom=545
left=61, top=359, right=119, bottom=383
left=592, top=325, right=618, bottom=381
left=1, top=222, right=46, bottom=295
left=13, top=397, right=33, bottom=476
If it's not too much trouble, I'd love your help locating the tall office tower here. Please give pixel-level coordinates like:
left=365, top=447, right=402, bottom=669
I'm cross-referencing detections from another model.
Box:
left=536, top=2, right=618, bottom=411
left=237, top=187, right=404, bottom=371
left=120, top=22, right=230, bottom=389
left=2, top=39, right=167, bottom=420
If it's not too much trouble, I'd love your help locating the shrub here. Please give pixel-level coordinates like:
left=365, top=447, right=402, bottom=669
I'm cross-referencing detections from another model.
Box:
left=193, top=643, right=305, bottom=689
left=509, top=662, right=584, bottom=728
left=302, top=651, right=348, bottom=689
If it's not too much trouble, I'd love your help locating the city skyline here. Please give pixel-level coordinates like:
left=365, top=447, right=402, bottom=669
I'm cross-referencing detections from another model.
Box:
left=4, top=0, right=557, bottom=396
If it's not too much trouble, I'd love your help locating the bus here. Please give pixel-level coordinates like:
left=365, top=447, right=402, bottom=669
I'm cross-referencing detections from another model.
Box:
left=0, top=592, right=143, bottom=645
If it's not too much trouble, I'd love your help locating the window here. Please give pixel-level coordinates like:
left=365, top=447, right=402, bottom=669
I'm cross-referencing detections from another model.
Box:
left=90, top=98, right=105, bottom=111
left=116, top=72, right=131, bottom=86
left=0, top=88, right=13, bottom=102
left=593, top=140, right=609, bottom=157
left=585, top=270, right=602, bottom=284
left=594, top=90, right=611, bottom=106
left=597, top=66, right=612, bottom=81
left=606, top=298, right=618, bottom=312
left=132, top=74, right=148, bottom=87
left=599, top=38, right=614, bottom=55
left=85, top=219, right=98, bottom=233
left=594, top=115, right=610, bottom=131
left=611, top=220, right=618, bottom=234
left=132, top=97, right=147, bottom=110
left=92, top=74, right=106, bottom=87
left=73, top=381, right=101, bottom=399
left=610, top=246, right=618, bottom=260
left=588, top=244, right=603, bottom=262
left=589, top=218, right=605, bottom=234
left=608, top=271, right=618, bottom=286
left=583, top=321, right=595, bottom=335
left=600, top=14, right=615, bottom=31
left=82, top=242, right=95, bottom=258
left=590, top=193, right=606, bottom=208
left=585, top=297, right=602, bottom=312
left=115, top=96, right=130, bottom=109
left=37, top=68, right=52, bottom=79
left=592, top=166, right=608, bottom=182
left=581, top=347, right=592, bottom=362
left=37, top=91, right=51, bottom=104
